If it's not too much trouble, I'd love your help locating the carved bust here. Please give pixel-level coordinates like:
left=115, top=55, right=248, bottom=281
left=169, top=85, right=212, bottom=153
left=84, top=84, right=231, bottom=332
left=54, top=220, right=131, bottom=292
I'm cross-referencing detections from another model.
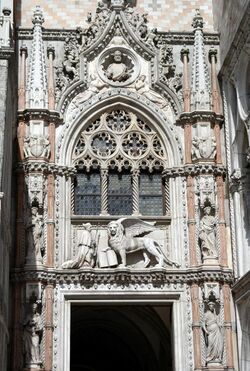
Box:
left=105, top=50, right=131, bottom=82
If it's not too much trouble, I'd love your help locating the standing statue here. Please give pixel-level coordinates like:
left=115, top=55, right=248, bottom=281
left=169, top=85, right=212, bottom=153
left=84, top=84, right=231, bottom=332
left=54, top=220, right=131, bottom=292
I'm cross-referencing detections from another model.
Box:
left=107, top=218, right=180, bottom=268
left=199, top=204, right=217, bottom=259
left=62, top=223, right=97, bottom=269
left=105, top=50, right=131, bottom=82
left=202, top=302, right=223, bottom=364
left=25, top=206, right=44, bottom=264
left=23, top=302, right=43, bottom=368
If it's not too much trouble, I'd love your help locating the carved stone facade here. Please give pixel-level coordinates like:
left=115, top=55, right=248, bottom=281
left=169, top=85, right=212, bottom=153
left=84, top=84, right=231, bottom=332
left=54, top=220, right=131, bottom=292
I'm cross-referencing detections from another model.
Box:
left=0, top=1, right=249, bottom=371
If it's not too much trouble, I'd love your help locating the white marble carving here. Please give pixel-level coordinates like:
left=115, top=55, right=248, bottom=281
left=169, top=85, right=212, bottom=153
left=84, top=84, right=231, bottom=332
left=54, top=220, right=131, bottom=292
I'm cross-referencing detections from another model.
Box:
left=199, top=204, right=217, bottom=260
left=202, top=302, right=223, bottom=365
left=25, top=174, right=45, bottom=208
left=62, top=223, right=98, bottom=268
left=23, top=301, right=43, bottom=368
left=135, top=75, right=169, bottom=109
left=24, top=135, right=50, bottom=158
left=107, top=218, right=180, bottom=268
left=25, top=206, right=44, bottom=264
left=191, top=136, right=216, bottom=161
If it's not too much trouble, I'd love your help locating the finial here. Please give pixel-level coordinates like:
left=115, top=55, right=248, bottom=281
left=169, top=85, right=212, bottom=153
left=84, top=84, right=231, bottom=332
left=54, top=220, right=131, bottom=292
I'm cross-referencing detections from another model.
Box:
left=32, top=6, right=44, bottom=26
left=192, top=9, right=204, bottom=30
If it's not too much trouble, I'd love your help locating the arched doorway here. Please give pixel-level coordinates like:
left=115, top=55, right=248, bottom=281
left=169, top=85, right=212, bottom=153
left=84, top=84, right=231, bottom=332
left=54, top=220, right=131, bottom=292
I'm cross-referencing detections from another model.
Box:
left=70, top=305, right=172, bottom=371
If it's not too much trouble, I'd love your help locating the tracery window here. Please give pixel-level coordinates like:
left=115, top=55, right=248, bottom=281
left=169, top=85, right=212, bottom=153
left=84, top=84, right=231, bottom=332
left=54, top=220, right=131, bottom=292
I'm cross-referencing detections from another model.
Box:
left=72, top=109, right=169, bottom=216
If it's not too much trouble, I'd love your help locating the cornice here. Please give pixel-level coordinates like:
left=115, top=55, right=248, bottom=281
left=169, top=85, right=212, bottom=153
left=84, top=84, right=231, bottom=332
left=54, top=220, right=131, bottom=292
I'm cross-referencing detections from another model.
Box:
left=18, top=108, right=62, bottom=125
left=16, top=161, right=76, bottom=176
left=163, top=164, right=227, bottom=178
left=10, top=267, right=234, bottom=286
left=17, top=28, right=219, bottom=45
left=176, top=111, right=224, bottom=126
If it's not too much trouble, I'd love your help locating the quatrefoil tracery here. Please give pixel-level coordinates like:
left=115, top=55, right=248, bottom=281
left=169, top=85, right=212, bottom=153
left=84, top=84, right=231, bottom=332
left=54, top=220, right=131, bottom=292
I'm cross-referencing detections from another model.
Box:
left=73, top=109, right=167, bottom=170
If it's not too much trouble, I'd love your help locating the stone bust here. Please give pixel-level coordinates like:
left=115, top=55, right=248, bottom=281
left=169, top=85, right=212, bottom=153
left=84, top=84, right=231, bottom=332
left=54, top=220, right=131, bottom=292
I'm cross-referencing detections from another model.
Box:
left=105, top=50, right=131, bottom=82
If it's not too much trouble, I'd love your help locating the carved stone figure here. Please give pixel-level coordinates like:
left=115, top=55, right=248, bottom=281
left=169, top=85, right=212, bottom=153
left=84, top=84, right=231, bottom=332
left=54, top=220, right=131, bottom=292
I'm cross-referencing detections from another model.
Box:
left=24, top=135, right=50, bottom=158
left=62, top=223, right=97, bottom=268
left=105, top=50, right=131, bottom=82
left=23, top=302, right=43, bottom=368
left=199, top=204, right=217, bottom=259
left=191, top=136, right=216, bottom=160
left=135, top=75, right=168, bottom=109
left=145, top=27, right=159, bottom=47
left=202, top=302, right=223, bottom=364
left=25, top=206, right=44, bottom=264
left=107, top=218, right=180, bottom=268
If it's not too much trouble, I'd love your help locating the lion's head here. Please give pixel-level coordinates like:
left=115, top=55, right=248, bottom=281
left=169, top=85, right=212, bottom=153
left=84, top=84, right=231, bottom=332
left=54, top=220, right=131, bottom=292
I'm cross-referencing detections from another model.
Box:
left=107, top=221, right=124, bottom=238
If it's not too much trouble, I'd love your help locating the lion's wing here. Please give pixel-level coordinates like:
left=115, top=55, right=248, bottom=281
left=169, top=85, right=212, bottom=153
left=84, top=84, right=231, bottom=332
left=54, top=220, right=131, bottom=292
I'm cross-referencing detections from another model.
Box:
left=119, top=218, right=156, bottom=238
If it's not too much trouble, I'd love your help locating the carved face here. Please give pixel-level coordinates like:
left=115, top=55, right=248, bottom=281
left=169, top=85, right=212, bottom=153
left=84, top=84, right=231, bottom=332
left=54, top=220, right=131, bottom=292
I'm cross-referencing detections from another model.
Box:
left=107, top=222, right=119, bottom=237
left=208, top=302, right=215, bottom=312
left=113, top=51, right=122, bottom=63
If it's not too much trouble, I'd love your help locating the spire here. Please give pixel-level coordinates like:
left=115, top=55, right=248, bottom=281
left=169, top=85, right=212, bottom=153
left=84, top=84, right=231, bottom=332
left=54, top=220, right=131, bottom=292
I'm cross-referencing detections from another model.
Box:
left=191, top=9, right=210, bottom=111
left=27, top=6, right=48, bottom=109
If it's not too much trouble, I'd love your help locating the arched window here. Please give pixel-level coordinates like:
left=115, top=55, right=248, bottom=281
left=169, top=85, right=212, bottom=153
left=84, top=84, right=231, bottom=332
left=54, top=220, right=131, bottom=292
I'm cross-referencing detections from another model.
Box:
left=72, top=109, right=169, bottom=216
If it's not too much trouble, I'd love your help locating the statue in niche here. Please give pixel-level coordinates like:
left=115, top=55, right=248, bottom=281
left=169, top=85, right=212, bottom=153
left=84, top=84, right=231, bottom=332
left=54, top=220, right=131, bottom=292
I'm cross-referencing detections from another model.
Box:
left=24, top=135, right=50, bottom=158
left=135, top=75, right=169, bottom=109
left=62, top=223, right=98, bottom=269
left=199, top=203, right=217, bottom=259
left=25, top=206, right=44, bottom=264
left=105, top=50, right=132, bottom=82
left=106, top=218, right=180, bottom=268
left=23, top=301, right=43, bottom=368
left=202, top=301, right=223, bottom=364
left=191, top=136, right=216, bottom=161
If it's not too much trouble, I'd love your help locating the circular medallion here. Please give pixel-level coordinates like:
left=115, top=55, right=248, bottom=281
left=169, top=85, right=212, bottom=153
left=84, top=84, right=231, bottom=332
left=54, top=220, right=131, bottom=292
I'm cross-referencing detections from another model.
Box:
left=98, top=47, right=140, bottom=87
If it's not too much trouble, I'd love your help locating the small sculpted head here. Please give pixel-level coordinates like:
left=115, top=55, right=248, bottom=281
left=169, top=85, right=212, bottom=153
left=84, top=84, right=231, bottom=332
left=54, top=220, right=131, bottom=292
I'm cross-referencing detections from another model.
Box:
left=113, top=50, right=122, bottom=63
left=107, top=221, right=119, bottom=237
left=208, top=301, right=215, bottom=312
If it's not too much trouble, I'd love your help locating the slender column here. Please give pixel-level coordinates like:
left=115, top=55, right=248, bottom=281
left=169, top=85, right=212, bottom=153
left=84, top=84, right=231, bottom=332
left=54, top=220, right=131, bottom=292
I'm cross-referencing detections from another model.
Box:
left=181, top=47, right=192, bottom=164
left=100, top=168, right=108, bottom=215
left=187, top=175, right=197, bottom=266
left=164, top=177, right=170, bottom=215
left=46, top=174, right=55, bottom=267
left=11, top=284, right=22, bottom=371
left=216, top=175, right=228, bottom=267
left=132, top=168, right=140, bottom=215
left=44, top=284, right=54, bottom=371
left=209, top=48, right=223, bottom=164
left=181, top=47, right=191, bottom=112
left=16, top=172, right=25, bottom=267
left=47, top=46, right=55, bottom=111
left=222, top=284, right=234, bottom=368
left=18, top=45, right=28, bottom=111
left=191, top=284, right=202, bottom=369
left=209, top=48, right=221, bottom=115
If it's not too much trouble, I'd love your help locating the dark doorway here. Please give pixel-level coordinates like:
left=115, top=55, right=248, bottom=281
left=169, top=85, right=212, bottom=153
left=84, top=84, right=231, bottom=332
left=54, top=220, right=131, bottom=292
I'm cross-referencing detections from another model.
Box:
left=70, top=305, right=172, bottom=371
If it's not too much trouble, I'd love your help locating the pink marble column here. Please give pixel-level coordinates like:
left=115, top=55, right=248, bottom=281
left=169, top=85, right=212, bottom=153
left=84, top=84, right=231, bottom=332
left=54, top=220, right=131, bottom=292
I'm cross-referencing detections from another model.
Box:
left=44, top=284, right=54, bottom=371
left=18, top=45, right=27, bottom=111
left=187, top=176, right=198, bottom=266
left=216, top=175, right=228, bottom=267
left=222, top=284, right=234, bottom=368
left=191, top=284, right=202, bottom=369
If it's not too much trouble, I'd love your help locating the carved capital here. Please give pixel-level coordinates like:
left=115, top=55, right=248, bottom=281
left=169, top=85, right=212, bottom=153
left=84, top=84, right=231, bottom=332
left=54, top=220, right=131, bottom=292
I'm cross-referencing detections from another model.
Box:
left=180, top=46, right=190, bottom=62
left=208, top=47, right=217, bottom=63
left=47, top=45, right=55, bottom=59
